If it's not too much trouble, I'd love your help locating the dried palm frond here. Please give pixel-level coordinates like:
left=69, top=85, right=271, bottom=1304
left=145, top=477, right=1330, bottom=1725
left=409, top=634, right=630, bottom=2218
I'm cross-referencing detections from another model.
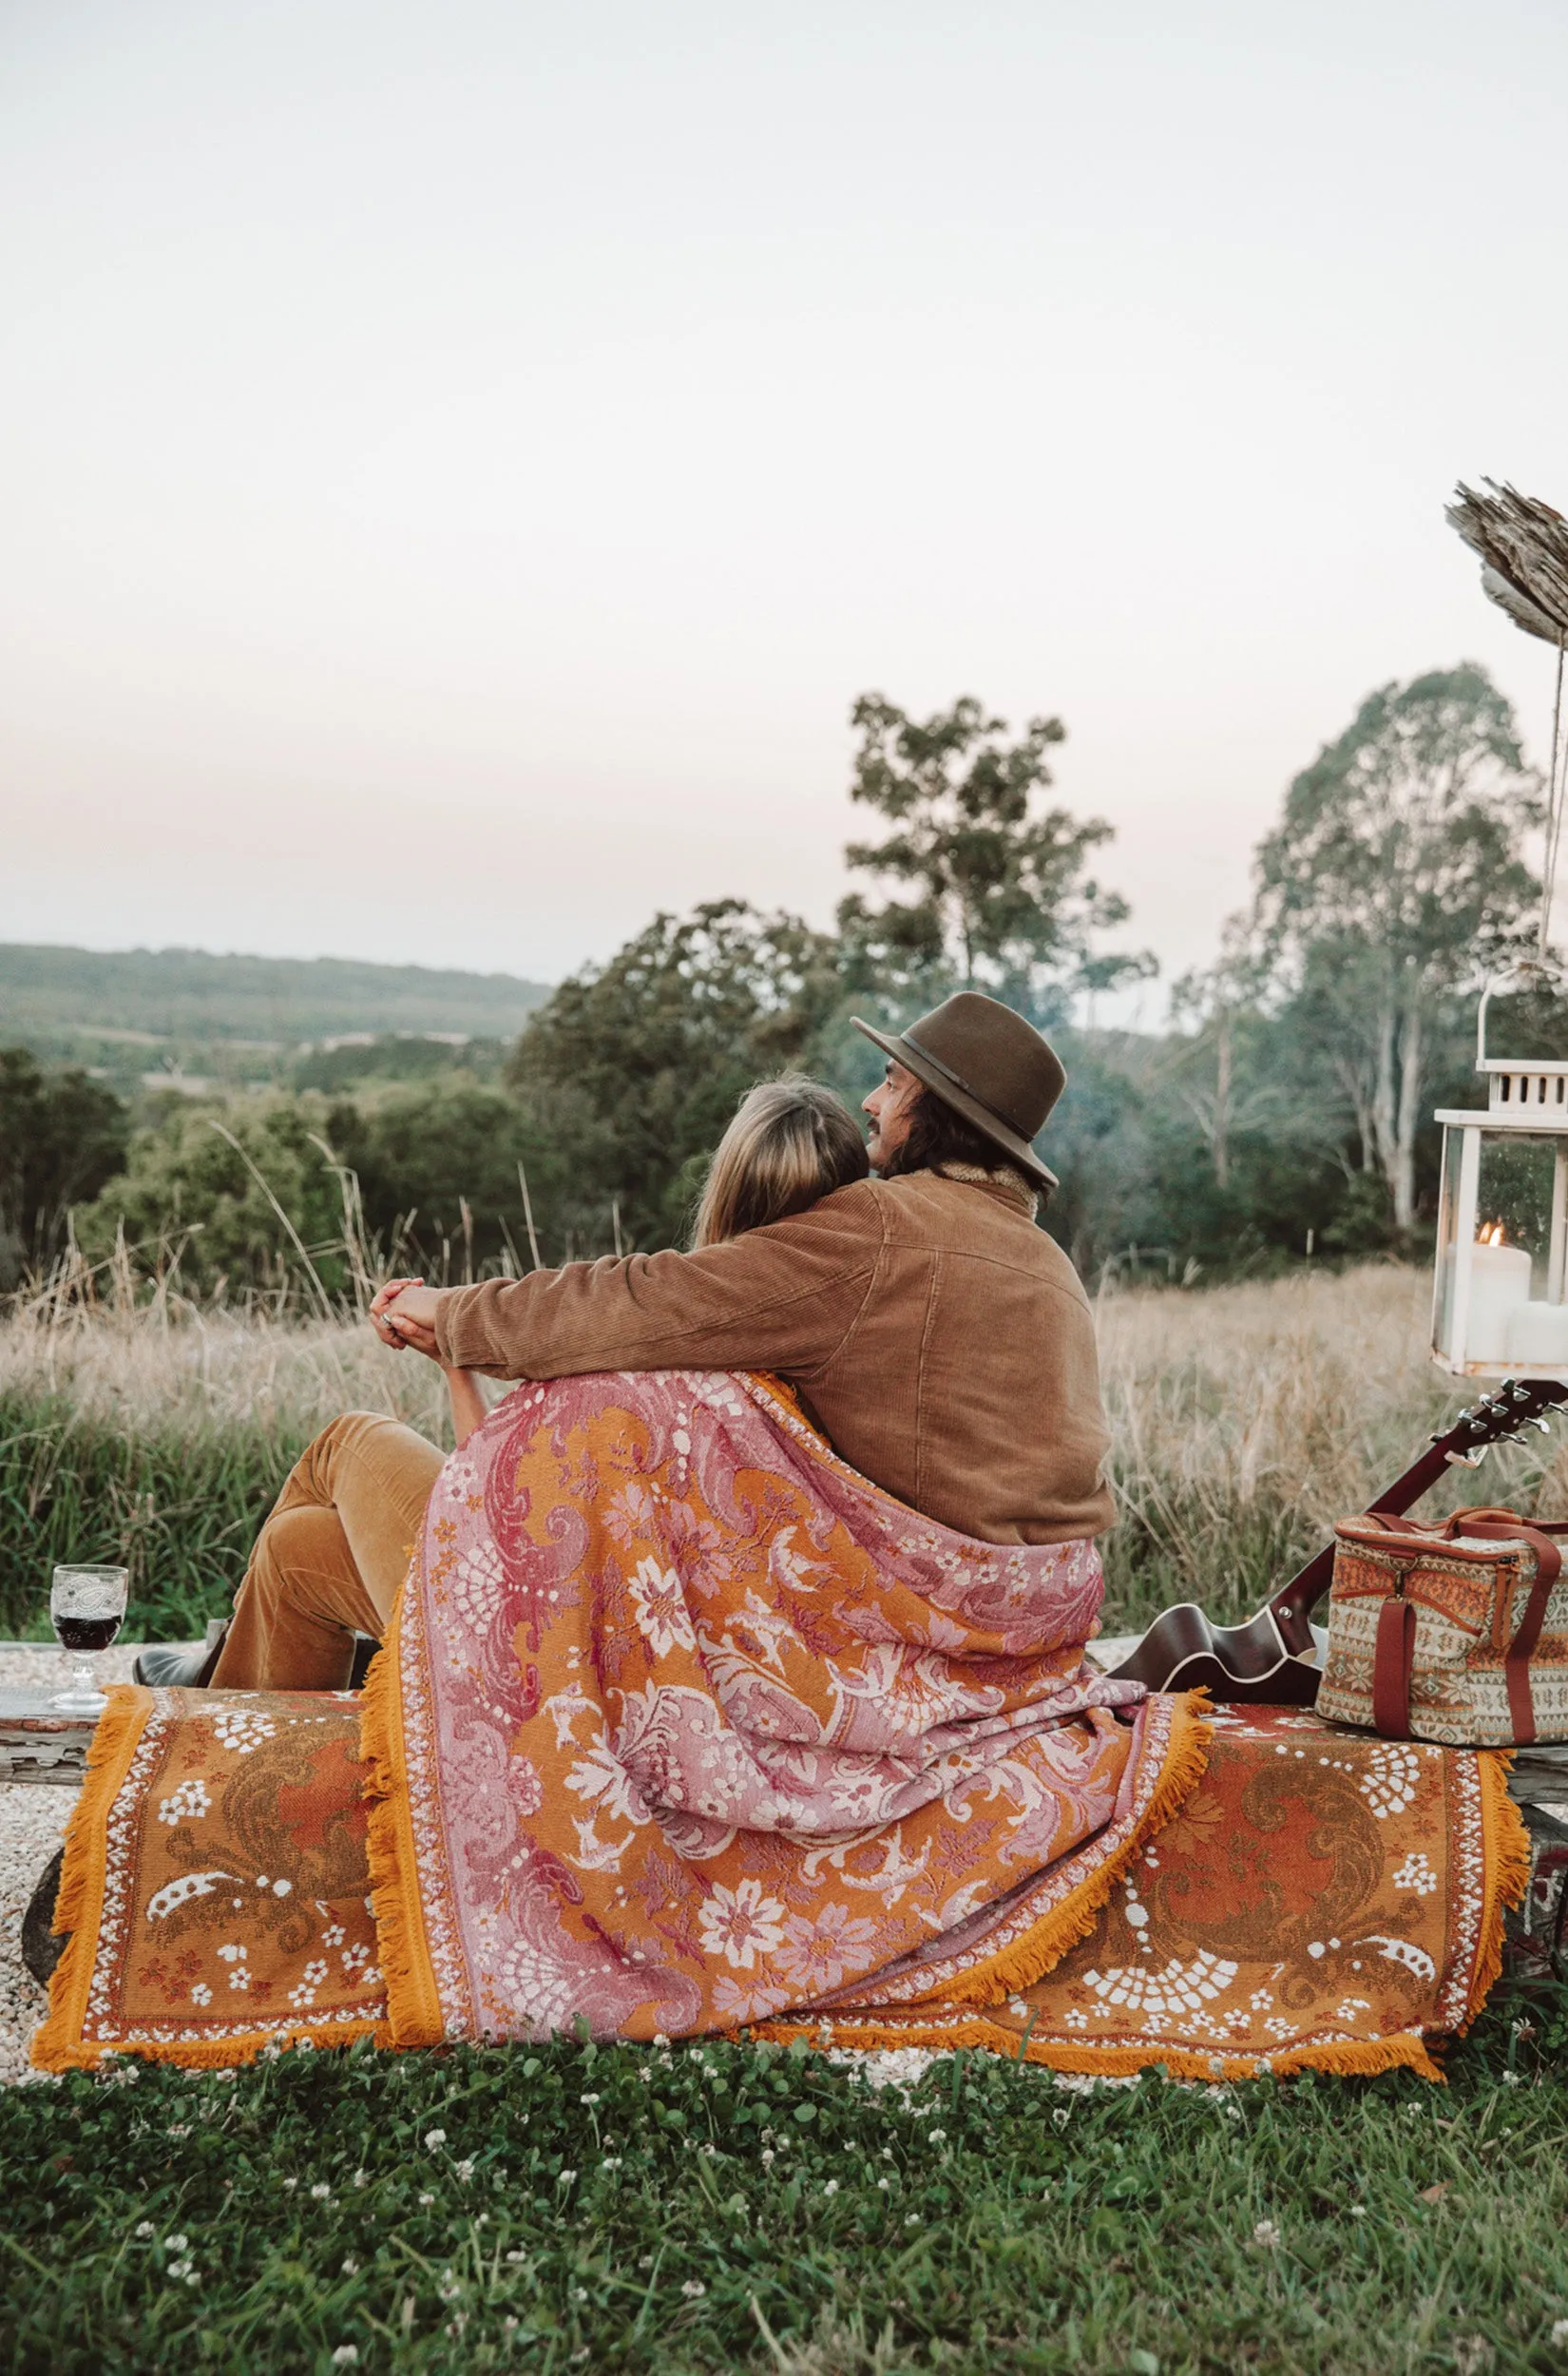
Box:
left=1447, top=479, right=1568, bottom=644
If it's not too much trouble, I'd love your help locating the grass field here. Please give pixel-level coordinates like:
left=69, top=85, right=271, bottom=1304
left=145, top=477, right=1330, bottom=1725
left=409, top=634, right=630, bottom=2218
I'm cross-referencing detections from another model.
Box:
left=0, top=1271, right=455, bottom=1639
left=4, top=1259, right=1564, bottom=1642
left=5, top=1261, right=1568, bottom=2372
left=5, top=1999, right=1568, bottom=2373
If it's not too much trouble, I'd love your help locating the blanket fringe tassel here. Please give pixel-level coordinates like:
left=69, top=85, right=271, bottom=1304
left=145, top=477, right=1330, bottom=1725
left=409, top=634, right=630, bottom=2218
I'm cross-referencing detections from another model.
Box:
left=359, top=1590, right=445, bottom=2050
left=1461, top=1746, right=1532, bottom=2032
left=893, top=1688, right=1214, bottom=2014
left=758, top=2007, right=1448, bottom=2084
left=31, top=1684, right=149, bottom=2073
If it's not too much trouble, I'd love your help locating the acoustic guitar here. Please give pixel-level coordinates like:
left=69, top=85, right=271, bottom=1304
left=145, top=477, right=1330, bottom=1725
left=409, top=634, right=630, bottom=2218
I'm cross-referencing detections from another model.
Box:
left=1104, top=1377, right=1568, bottom=1703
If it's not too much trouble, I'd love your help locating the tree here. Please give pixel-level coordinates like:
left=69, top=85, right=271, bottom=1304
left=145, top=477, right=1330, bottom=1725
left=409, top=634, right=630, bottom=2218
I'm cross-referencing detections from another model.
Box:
left=1253, top=664, right=1543, bottom=1231
left=836, top=692, right=1151, bottom=1017
left=507, top=901, right=846, bottom=1251
left=1168, top=924, right=1277, bottom=1190
left=76, top=1097, right=350, bottom=1299
left=0, top=1048, right=128, bottom=1289
left=327, top=1080, right=562, bottom=1279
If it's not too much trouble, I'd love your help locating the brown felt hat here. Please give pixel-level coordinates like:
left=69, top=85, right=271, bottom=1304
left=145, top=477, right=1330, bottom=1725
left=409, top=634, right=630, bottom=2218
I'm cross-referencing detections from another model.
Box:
left=851, top=991, right=1066, bottom=1190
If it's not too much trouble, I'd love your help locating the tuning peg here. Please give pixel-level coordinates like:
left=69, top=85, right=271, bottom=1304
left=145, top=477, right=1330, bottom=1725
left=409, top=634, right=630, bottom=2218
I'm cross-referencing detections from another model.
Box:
left=1532, top=1415, right=1554, bottom=1433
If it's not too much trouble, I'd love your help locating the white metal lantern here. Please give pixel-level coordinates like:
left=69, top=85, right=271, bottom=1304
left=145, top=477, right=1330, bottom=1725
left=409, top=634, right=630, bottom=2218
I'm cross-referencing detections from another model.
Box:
left=1433, top=976, right=1568, bottom=1377
left=1439, top=481, right=1568, bottom=1376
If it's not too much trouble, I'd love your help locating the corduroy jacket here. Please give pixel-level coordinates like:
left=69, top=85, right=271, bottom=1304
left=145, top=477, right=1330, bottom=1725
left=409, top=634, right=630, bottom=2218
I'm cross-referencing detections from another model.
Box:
left=432, top=1170, right=1116, bottom=1546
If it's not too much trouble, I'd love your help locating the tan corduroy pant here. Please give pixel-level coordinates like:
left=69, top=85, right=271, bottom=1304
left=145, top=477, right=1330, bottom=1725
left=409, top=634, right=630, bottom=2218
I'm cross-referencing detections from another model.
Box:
left=209, top=1413, right=445, bottom=1692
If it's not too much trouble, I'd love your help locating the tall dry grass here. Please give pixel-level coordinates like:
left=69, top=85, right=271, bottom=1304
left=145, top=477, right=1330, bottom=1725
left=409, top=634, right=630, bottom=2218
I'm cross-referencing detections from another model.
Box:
left=0, top=1274, right=450, bottom=1444
left=1096, top=1261, right=1568, bottom=1625
left=5, top=1255, right=1568, bottom=1638
left=0, top=1248, right=459, bottom=1637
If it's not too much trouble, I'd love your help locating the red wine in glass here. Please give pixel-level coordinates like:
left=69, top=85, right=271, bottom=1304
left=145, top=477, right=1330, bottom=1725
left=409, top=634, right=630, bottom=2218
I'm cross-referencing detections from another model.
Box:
left=55, top=1616, right=124, bottom=1652
left=50, top=1566, right=128, bottom=1712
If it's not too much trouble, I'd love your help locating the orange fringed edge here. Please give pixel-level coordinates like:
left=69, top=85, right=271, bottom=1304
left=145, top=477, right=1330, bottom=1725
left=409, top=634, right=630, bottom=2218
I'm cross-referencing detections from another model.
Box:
left=900, top=1687, right=1213, bottom=2013
left=760, top=1735, right=1536, bottom=2088
left=32, top=2012, right=387, bottom=2074
left=359, top=1586, right=445, bottom=2050
left=1460, top=1746, right=1531, bottom=2033
left=758, top=2003, right=1450, bottom=2085
left=31, top=1684, right=386, bottom=2073
left=31, top=1684, right=149, bottom=2074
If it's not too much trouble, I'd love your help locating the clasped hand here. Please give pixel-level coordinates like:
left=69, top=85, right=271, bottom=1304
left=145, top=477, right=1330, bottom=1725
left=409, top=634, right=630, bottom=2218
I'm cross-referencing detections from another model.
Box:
left=370, top=1277, right=444, bottom=1358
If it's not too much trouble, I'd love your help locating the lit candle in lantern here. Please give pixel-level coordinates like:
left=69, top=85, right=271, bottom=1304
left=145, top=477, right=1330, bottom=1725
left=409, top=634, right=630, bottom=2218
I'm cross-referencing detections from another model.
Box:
left=1464, top=1224, right=1532, bottom=1361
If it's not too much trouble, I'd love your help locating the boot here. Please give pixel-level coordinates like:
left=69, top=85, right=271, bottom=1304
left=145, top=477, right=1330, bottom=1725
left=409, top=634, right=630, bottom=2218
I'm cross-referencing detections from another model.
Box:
left=22, top=1849, right=65, bottom=1988
left=132, top=1616, right=229, bottom=1689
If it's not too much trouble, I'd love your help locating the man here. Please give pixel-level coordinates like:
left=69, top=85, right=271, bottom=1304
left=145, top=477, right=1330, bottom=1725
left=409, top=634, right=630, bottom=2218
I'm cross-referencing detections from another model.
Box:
left=138, top=991, right=1113, bottom=1690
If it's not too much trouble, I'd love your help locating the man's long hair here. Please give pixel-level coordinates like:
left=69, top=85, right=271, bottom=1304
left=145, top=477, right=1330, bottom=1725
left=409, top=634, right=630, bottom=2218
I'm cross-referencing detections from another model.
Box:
left=879, top=1087, right=1032, bottom=1187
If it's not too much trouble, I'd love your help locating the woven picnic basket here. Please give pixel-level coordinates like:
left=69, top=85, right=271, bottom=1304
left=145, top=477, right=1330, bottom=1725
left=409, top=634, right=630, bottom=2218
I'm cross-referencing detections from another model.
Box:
left=1316, top=1504, right=1568, bottom=1747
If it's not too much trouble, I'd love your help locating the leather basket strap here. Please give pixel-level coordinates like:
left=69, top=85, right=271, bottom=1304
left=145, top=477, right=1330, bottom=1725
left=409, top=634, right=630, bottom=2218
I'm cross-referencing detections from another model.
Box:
left=1346, top=1512, right=1424, bottom=1737
left=1440, top=1514, right=1561, bottom=1747
left=1351, top=1510, right=1443, bottom=1543
left=1442, top=1504, right=1568, bottom=1546
left=1371, top=1597, right=1417, bottom=1738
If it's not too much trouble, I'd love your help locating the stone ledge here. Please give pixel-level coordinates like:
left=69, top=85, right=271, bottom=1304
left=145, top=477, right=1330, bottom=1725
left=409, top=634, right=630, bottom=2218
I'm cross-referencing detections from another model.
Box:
left=0, top=1693, right=96, bottom=1787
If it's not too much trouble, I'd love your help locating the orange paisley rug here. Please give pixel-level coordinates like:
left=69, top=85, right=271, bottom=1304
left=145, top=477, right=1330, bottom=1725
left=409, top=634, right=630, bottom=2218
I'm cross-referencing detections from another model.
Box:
left=35, top=1696, right=1522, bottom=2079
left=761, top=1704, right=1528, bottom=2081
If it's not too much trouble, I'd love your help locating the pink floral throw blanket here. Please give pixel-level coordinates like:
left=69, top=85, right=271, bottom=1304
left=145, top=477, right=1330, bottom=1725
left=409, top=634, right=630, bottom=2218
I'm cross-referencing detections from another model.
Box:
left=363, top=1371, right=1207, bottom=2044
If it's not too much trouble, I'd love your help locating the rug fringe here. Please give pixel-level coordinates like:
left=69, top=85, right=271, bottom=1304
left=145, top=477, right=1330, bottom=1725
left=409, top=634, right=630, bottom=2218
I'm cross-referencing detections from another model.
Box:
left=359, top=1584, right=445, bottom=2049
left=34, top=2020, right=390, bottom=2075
left=1460, top=1747, right=1532, bottom=2032
left=762, top=2010, right=1445, bottom=2084
left=31, top=1686, right=153, bottom=2076
left=898, top=1690, right=1212, bottom=2012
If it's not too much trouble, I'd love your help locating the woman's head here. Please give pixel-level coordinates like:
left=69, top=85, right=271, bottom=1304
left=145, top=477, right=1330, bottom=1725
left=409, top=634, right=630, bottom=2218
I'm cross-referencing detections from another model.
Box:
left=691, top=1077, right=870, bottom=1250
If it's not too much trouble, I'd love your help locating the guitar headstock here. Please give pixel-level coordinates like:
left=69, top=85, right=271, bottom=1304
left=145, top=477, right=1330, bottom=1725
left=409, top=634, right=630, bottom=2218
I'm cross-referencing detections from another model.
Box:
left=1272, top=1374, right=1568, bottom=1631
left=1438, top=1377, right=1568, bottom=1461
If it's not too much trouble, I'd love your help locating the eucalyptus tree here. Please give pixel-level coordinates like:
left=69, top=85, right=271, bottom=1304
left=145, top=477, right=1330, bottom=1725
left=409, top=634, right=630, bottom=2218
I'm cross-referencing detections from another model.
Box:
left=1168, top=922, right=1278, bottom=1191
left=836, top=692, right=1151, bottom=1020
left=1253, top=665, right=1542, bottom=1231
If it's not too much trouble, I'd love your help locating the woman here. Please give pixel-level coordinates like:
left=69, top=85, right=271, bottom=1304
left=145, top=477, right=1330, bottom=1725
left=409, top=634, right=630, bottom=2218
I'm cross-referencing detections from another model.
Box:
left=687, top=1076, right=869, bottom=1250
left=133, top=1079, right=872, bottom=1695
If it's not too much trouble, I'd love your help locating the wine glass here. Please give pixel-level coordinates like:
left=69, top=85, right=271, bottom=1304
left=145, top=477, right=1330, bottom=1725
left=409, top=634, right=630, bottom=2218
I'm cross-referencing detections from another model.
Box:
left=50, top=1566, right=128, bottom=1713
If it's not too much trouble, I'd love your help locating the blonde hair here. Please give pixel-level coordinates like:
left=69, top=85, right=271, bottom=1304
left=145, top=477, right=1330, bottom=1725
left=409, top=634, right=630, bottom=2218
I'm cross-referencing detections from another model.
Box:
left=690, top=1077, right=870, bottom=1250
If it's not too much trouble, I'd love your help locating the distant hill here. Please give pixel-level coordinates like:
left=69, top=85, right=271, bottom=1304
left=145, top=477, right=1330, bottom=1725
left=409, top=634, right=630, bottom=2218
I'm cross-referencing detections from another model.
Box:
left=0, top=944, right=553, bottom=1091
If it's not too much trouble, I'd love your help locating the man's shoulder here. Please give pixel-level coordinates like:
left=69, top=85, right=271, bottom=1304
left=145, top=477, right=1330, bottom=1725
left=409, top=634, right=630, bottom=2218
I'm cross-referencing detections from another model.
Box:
left=734, top=1176, right=888, bottom=1252
left=871, top=1174, right=1087, bottom=1288
left=791, top=1178, right=887, bottom=1230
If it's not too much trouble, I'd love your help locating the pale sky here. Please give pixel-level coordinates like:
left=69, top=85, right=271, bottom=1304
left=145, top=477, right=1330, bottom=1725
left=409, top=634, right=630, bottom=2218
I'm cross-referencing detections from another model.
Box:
left=4, top=0, right=1567, bottom=1018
